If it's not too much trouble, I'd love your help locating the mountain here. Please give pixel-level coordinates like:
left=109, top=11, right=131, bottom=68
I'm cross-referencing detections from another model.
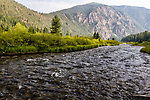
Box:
left=114, top=6, right=150, bottom=31
left=50, top=2, right=142, bottom=40
left=0, top=0, right=145, bottom=40
left=0, top=0, right=53, bottom=27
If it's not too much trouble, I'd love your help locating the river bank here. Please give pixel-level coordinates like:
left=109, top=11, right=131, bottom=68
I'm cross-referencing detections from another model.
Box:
left=0, top=40, right=121, bottom=56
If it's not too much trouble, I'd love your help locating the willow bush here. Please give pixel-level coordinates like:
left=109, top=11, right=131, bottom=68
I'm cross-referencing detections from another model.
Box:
left=0, top=23, right=121, bottom=54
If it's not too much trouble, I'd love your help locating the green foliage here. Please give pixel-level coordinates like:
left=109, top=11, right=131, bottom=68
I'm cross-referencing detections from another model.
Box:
left=28, top=26, right=35, bottom=33
left=100, top=40, right=121, bottom=46
left=0, top=23, right=29, bottom=47
left=36, top=27, right=40, bottom=32
left=43, top=27, right=49, bottom=33
left=66, top=31, right=69, bottom=36
left=96, top=32, right=100, bottom=39
left=93, top=32, right=96, bottom=39
left=48, top=44, right=99, bottom=53
left=121, top=31, right=150, bottom=42
left=93, top=32, right=100, bottom=39
left=129, top=41, right=150, bottom=54
left=3, top=46, right=37, bottom=53
left=140, top=46, right=150, bottom=54
left=123, top=30, right=150, bottom=54
left=0, top=23, right=102, bottom=54
left=51, top=15, right=61, bottom=34
left=13, top=23, right=28, bottom=34
left=0, top=21, right=121, bottom=55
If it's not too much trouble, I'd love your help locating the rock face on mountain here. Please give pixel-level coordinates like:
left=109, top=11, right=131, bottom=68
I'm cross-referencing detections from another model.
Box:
left=0, top=0, right=146, bottom=40
left=51, top=3, right=141, bottom=40
left=114, top=6, right=150, bottom=31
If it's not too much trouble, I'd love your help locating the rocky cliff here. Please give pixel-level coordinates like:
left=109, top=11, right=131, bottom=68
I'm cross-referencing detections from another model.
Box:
left=0, top=1, right=144, bottom=40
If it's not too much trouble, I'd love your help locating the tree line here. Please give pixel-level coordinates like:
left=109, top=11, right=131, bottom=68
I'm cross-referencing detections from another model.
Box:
left=121, top=31, right=150, bottom=43
left=0, top=15, right=62, bottom=35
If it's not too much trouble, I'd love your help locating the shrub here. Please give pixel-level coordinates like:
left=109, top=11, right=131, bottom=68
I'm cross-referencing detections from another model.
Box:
left=3, top=46, right=37, bottom=53
left=140, top=46, right=150, bottom=54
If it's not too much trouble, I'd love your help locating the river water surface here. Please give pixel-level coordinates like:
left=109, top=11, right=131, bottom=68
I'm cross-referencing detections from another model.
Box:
left=0, top=44, right=150, bottom=100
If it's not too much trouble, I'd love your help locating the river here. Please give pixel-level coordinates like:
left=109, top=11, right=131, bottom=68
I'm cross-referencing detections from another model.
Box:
left=0, top=44, right=150, bottom=100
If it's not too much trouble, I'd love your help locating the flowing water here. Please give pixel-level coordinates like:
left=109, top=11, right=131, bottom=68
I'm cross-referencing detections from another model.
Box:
left=0, top=44, right=150, bottom=100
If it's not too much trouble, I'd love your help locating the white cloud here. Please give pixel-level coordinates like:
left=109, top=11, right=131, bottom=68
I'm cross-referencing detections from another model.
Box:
left=15, top=0, right=150, bottom=13
left=16, top=0, right=75, bottom=13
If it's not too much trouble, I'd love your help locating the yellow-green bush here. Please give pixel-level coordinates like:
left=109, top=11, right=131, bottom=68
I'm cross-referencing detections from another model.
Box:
left=3, top=46, right=37, bottom=53
left=140, top=46, right=150, bottom=54
left=0, top=23, right=121, bottom=54
left=47, top=44, right=99, bottom=53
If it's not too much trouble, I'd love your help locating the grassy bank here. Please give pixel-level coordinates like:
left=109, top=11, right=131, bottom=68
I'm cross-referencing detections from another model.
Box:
left=0, top=40, right=121, bottom=56
left=0, top=23, right=121, bottom=55
left=137, top=42, right=150, bottom=54
left=129, top=41, right=150, bottom=54
left=140, top=46, right=150, bottom=54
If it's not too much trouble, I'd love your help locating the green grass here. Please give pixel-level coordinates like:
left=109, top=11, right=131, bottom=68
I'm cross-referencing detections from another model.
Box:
left=140, top=46, right=150, bottom=54
left=47, top=44, right=99, bottom=53
left=129, top=41, right=150, bottom=54
left=0, top=41, right=120, bottom=55
left=2, top=46, right=37, bottom=53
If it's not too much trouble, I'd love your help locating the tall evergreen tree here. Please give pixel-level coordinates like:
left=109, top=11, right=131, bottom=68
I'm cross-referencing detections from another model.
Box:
left=28, top=26, right=35, bottom=33
left=36, top=27, right=40, bottom=32
left=1, top=24, right=5, bottom=31
left=70, top=33, right=72, bottom=37
left=96, top=32, right=100, bottom=39
left=51, top=15, right=61, bottom=34
left=93, top=32, right=96, bottom=39
left=43, top=27, right=49, bottom=33
left=66, top=31, right=69, bottom=36
left=0, top=25, right=3, bottom=33
left=112, top=38, right=115, bottom=40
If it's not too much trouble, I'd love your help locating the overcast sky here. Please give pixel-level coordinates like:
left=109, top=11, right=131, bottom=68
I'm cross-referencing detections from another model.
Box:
left=15, top=0, right=150, bottom=13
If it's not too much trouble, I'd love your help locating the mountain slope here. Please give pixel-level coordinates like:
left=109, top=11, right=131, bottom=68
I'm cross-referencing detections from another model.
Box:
left=50, top=3, right=141, bottom=40
left=0, top=0, right=54, bottom=27
left=0, top=0, right=143, bottom=40
left=114, top=6, right=150, bottom=31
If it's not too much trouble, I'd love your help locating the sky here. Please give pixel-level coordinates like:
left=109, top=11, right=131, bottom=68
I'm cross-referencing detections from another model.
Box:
left=15, top=0, right=150, bottom=13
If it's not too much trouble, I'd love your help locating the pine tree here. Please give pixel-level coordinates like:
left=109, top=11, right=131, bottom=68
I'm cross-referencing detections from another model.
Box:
left=96, top=32, right=100, bottom=39
left=66, top=31, right=69, bottom=36
left=36, top=27, right=40, bottom=32
left=51, top=15, right=61, bottom=34
left=112, top=38, right=115, bottom=40
left=1, top=24, right=5, bottom=31
left=43, top=27, right=49, bottom=33
left=21, top=22, right=26, bottom=27
left=70, top=33, right=72, bottom=37
left=28, top=26, right=35, bottom=33
left=0, top=25, right=3, bottom=33
left=40, top=28, right=43, bottom=33
left=93, top=32, right=96, bottom=39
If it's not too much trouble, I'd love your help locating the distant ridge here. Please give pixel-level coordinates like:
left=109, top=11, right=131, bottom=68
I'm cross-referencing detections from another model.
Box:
left=1, top=0, right=150, bottom=40
left=114, top=5, right=150, bottom=31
